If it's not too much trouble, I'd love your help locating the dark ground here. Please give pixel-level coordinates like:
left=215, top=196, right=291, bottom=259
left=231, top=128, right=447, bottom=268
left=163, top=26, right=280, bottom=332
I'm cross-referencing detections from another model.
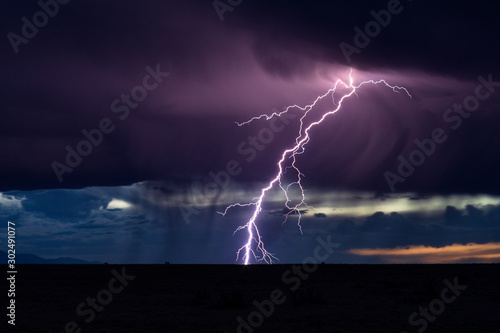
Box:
left=3, top=264, right=500, bottom=332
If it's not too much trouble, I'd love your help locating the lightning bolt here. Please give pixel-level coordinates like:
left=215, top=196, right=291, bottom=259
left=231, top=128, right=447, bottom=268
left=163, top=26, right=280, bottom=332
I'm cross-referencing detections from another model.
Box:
left=219, top=70, right=411, bottom=265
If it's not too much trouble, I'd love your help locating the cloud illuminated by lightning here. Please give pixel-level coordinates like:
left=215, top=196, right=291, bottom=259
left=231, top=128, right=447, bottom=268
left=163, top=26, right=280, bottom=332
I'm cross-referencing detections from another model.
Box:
left=219, top=69, right=411, bottom=265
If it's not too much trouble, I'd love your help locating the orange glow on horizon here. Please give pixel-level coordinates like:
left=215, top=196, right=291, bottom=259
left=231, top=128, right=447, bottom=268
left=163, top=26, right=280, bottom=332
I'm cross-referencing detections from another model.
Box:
left=347, top=242, right=500, bottom=263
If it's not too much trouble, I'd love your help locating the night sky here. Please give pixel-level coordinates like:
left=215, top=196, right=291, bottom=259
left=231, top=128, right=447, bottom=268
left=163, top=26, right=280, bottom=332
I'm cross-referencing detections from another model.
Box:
left=1, top=0, right=499, bottom=264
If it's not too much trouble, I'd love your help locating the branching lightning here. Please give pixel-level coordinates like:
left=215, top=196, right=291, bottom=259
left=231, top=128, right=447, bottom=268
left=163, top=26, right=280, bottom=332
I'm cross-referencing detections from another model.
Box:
left=219, top=70, right=411, bottom=265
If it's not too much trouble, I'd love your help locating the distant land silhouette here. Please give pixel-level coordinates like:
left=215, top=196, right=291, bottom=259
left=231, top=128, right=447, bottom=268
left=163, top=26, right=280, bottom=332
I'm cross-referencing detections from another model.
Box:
left=1, top=250, right=102, bottom=264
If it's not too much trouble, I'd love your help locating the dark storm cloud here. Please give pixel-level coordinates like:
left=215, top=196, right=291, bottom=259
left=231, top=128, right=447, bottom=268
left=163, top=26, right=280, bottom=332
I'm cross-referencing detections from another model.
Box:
left=445, top=204, right=500, bottom=229
left=329, top=204, right=500, bottom=252
left=235, top=1, right=500, bottom=75
left=19, top=189, right=107, bottom=219
left=1, top=0, right=499, bottom=198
